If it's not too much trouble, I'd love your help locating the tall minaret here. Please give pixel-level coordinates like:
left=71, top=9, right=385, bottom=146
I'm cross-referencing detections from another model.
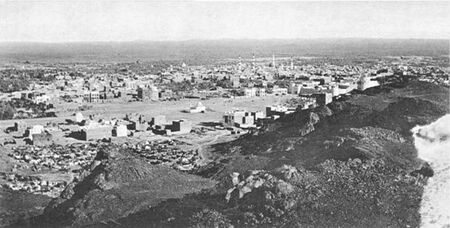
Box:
left=252, top=54, right=256, bottom=71
left=272, top=53, right=276, bottom=68
left=238, top=55, right=242, bottom=71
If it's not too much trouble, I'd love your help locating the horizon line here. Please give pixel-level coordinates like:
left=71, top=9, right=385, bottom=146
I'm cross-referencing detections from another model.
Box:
left=1, top=37, right=449, bottom=44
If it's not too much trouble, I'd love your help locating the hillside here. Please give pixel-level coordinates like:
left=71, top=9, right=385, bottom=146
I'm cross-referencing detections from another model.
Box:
left=24, top=146, right=216, bottom=227
left=0, top=188, right=51, bottom=227
left=89, top=159, right=425, bottom=228
left=197, top=81, right=448, bottom=186
left=22, top=79, right=449, bottom=227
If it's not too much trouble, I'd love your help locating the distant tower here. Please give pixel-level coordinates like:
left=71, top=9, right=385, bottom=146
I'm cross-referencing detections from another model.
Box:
left=252, top=54, right=256, bottom=71
left=238, top=56, right=242, bottom=71
left=272, top=53, right=276, bottom=68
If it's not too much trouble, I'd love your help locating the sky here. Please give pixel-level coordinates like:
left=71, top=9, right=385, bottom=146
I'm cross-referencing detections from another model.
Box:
left=0, top=0, right=449, bottom=42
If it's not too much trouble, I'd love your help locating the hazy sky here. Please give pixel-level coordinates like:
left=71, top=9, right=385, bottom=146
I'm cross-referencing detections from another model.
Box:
left=0, top=1, right=449, bottom=42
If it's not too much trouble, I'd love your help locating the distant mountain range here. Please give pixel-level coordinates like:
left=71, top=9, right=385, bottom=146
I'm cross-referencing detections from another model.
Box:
left=0, top=39, right=448, bottom=64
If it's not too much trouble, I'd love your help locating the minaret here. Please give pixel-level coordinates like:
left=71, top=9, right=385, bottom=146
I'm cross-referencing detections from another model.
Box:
left=272, top=53, right=276, bottom=68
left=238, top=56, right=242, bottom=71
left=290, top=57, right=294, bottom=70
left=252, top=53, right=256, bottom=71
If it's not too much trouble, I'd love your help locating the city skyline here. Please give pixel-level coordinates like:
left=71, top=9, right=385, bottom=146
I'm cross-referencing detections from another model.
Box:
left=0, top=1, right=449, bottom=42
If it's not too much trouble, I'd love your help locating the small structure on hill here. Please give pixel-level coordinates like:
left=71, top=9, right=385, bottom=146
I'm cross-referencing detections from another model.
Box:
left=266, top=105, right=295, bottom=118
left=357, top=75, right=381, bottom=91
left=312, top=92, right=333, bottom=106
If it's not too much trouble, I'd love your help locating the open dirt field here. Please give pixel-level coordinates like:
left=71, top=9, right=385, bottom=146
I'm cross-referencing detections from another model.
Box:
left=0, top=95, right=295, bottom=129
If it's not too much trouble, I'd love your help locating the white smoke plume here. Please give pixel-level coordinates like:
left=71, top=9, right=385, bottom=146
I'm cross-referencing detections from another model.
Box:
left=412, top=114, right=450, bottom=228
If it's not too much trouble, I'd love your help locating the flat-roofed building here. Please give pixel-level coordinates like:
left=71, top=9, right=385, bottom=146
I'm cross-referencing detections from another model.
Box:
left=223, top=110, right=263, bottom=128
left=256, top=88, right=266, bottom=96
left=152, top=115, right=167, bottom=126
left=243, top=88, right=257, bottom=97
left=137, top=85, right=159, bottom=101
left=171, top=120, right=192, bottom=134
left=272, top=86, right=288, bottom=96
left=113, top=124, right=128, bottom=137
left=266, top=105, right=296, bottom=117
left=79, top=123, right=113, bottom=141
left=289, top=83, right=302, bottom=94
left=83, top=91, right=100, bottom=103
left=32, top=131, right=53, bottom=146
left=313, top=92, right=333, bottom=106
left=357, top=76, right=380, bottom=91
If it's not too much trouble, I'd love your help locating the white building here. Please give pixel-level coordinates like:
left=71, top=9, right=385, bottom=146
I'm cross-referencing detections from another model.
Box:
left=244, top=88, right=257, bottom=97
left=28, top=125, right=44, bottom=140
left=272, top=86, right=288, bottom=96
left=288, top=83, right=302, bottom=94
left=256, top=88, right=266, bottom=97
left=357, top=76, right=380, bottom=91
left=75, top=112, right=84, bottom=123
left=189, top=102, right=207, bottom=113
left=114, top=124, right=128, bottom=137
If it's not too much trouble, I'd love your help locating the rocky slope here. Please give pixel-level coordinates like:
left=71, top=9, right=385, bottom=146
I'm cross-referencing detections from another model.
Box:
left=22, top=79, right=449, bottom=227
left=0, top=188, right=51, bottom=227
left=204, top=80, right=448, bottom=183
left=25, top=146, right=216, bottom=227
left=88, top=159, right=426, bottom=228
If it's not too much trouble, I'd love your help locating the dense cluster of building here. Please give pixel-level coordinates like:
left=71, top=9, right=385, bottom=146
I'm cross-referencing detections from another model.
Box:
left=124, top=140, right=200, bottom=171
left=2, top=143, right=101, bottom=197
left=4, top=122, right=55, bottom=146
left=223, top=110, right=264, bottom=128
left=0, top=55, right=447, bottom=123
left=2, top=173, right=66, bottom=197
left=0, top=55, right=447, bottom=203
left=70, top=112, right=193, bottom=140
left=4, top=55, right=446, bottom=142
left=8, top=144, right=98, bottom=172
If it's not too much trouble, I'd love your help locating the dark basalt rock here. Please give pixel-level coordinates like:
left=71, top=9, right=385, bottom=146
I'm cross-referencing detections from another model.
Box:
left=33, top=146, right=216, bottom=227
left=411, top=162, right=434, bottom=177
